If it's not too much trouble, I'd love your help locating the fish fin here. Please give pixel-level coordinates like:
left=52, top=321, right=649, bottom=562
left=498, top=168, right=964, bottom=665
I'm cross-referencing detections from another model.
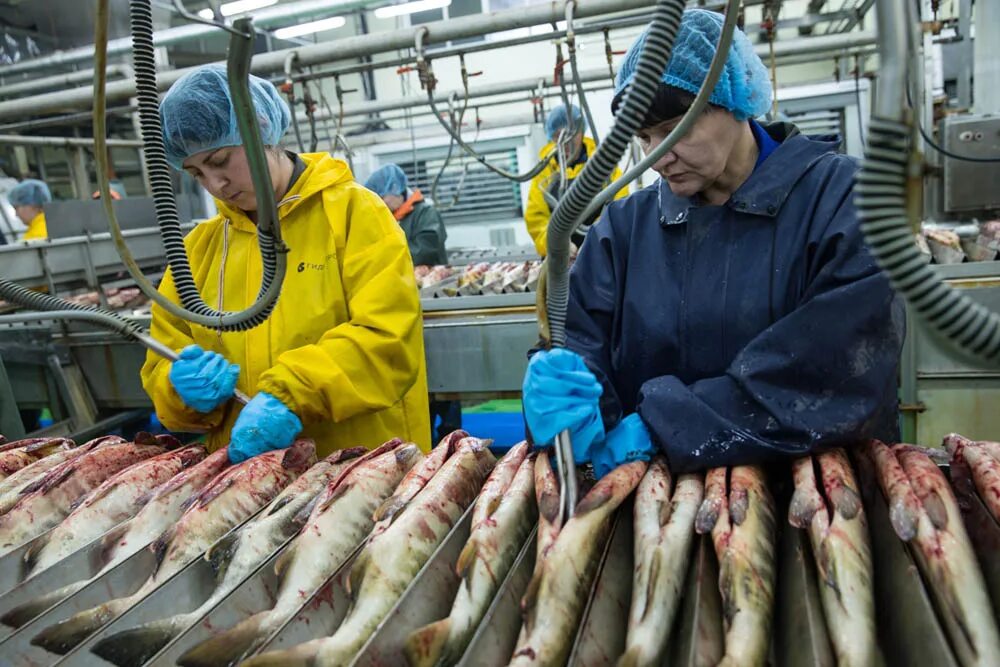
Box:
left=316, top=481, right=352, bottom=516
left=638, top=552, right=661, bottom=624
left=98, top=521, right=130, bottom=566
left=133, top=431, right=157, bottom=446
left=237, top=639, right=326, bottom=667
left=888, top=497, right=919, bottom=541
left=574, top=479, right=614, bottom=516
left=266, top=494, right=295, bottom=517
left=206, top=531, right=240, bottom=581
left=293, top=493, right=323, bottom=527
left=372, top=495, right=407, bottom=525
left=921, top=488, right=950, bottom=530
left=455, top=537, right=478, bottom=579
left=482, top=495, right=503, bottom=521
left=22, top=532, right=49, bottom=574
left=150, top=526, right=175, bottom=577
left=31, top=604, right=115, bottom=654
left=24, top=463, right=76, bottom=495
left=274, top=543, right=296, bottom=587
left=695, top=498, right=721, bottom=535
left=617, top=647, right=643, bottom=667
left=520, top=569, right=543, bottom=632
left=177, top=610, right=274, bottom=667
left=404, top=618, right=452, bottom=667
left=190, top=477, right=236, bottom=511
left=348, top=550, right=369, bottom=598
left=829, top=484, right=863, bottom=521
left=1, top=581, right=86, bottom=628
left=91, top=617, right=183, bottom=666
left=281, top=441, right=317, bottom=470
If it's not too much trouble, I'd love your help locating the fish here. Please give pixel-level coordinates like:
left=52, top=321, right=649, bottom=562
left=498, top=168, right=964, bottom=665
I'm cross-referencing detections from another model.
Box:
left=372, top=430, right=467, bottom=529
left=893, top=445, right=1000, bottom=667
left=866, top=439, right=922, bottom=541
left=177, top=439, right=423, bottom=667
left=0, top=446, right=233, bottom=630
left=696, top=465, right=776, bottom=667
left=92, top=442, right=371, bottom=667
left=241, top=436, right=495, bottom=667
left=509, top=459, right=646, bottom=666
left=24, top=442, right=208, bottom=577
left=0, top=437, right=164, bottom=555
left=405, top=442, right=536, bottom=667
left=522, top=449, right=563, bottom=620
left=0, top=437, right=75, bottom=481
left=30, top=440, right=316, bottom=655
left=789, top=449, right=875, bottom=667
left=0, top=435, right=122, bottom=514
left=618, top=457, right=704, bottom=667
left=945, top=434, right=1000, bottom=526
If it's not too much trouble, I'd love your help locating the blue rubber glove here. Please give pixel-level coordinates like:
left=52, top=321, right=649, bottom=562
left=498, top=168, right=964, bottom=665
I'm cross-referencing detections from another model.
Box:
left=228, top=392, right=303, bottom=463
left=522, top=348, right=605, bottom=464
left=591, top=413, right=657, bottom=479
left=169, top=344, right=240, bottom=413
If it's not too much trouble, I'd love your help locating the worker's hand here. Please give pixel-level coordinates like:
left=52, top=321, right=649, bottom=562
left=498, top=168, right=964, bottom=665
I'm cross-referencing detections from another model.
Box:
left=522, top=348, right=605, bottom=463
left=169, top=344, right=240, bottom=413
left=228, top=392, right=303, bottom=463
left=591, top=413, right=656, bottom=479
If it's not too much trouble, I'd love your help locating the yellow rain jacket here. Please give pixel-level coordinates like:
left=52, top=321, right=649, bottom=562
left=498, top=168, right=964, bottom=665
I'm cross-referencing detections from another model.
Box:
left=524, top=136, right=629, bottom=257
left=22, top=212, right=47, bottom=241
left=141, top=153, right=431, bottom=455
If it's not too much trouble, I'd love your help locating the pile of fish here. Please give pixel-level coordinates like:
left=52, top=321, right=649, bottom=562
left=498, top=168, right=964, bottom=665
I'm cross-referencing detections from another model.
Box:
left=919, top=221, right=1000, bottom=263
left=2, top=432, right=1000, bottom=667
left=416, top=261, right=542, bottom=297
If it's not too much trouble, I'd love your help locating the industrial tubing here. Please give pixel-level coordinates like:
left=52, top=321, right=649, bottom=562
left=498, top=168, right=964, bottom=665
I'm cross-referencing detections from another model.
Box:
left=94, top=0, right=288, bottom=332
left=565, top=0, right=600, bottom=144
left=855, top=0, right=1000, bottom=364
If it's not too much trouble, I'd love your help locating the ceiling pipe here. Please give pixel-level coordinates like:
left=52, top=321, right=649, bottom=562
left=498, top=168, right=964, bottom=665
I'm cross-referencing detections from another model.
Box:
left=0, top=0, right=650, bottom=120
left=0, top=65, right=132, bottom=100
left=0, top=134, right=143, bottom=148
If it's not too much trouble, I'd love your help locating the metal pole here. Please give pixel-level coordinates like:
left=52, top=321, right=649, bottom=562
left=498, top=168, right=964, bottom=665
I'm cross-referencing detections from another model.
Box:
left=0, top=65, right=130, bottom=100
left=0, top=135, right=143, bottom=148
left=973, top=0, right=1000, bottom=112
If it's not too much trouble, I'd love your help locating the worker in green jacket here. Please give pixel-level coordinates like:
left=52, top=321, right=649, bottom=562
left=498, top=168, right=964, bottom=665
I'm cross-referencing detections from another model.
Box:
left=365, top=163, right=459, bottom=442
left=365, top=164, right=448, bottom=266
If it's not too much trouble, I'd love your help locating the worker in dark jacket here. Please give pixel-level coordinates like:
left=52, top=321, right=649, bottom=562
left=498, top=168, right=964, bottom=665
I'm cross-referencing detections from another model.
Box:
left=365, top=163, right=459, bottom=441
left=365, top=164, right=448, bottom=266
left=522, top=9, right=903, bottom=476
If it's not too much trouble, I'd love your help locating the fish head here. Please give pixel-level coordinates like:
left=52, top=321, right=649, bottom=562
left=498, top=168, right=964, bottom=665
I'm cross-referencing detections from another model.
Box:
left=279, top=439, right=317, bottom=474
left=395, top=444, right=423, bottom=469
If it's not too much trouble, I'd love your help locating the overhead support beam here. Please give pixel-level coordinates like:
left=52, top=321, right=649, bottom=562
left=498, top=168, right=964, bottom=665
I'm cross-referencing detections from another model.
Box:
left=829, top=0, right=876, bottom=34
left=800, top=0, right=829, bottom=34
left=0, top=0, right=652, bottom=120
left=0, top=135, right=143, bottom=148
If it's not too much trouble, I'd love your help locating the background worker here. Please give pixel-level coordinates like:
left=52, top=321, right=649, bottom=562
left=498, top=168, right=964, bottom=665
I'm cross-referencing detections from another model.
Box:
left=523, top=103, right=629, bottom=257
left=522, top=10, right=903, bottom=478
left=8, top=179, right=52, bottom=241
left=141, top=64, right=431, bottom=462
left=365, top=163, right=460, bottom=442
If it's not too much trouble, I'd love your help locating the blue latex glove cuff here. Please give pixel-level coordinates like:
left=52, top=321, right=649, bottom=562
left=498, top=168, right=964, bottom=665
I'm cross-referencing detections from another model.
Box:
left=522, top=348, right=605, bottom=463
left=592, top=413, right=656, bottom=479
left=228, top=392, right=303, bottom=463
left=169, top=345, right=240, bottom=413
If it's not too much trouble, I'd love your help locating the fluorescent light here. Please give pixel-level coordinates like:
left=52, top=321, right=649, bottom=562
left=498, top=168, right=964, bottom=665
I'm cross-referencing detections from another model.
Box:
left=196, top=0, right=278, bottom=20
left=273, top=16, right=346, bottom=38
left=374, top=0, right=451, bottom=19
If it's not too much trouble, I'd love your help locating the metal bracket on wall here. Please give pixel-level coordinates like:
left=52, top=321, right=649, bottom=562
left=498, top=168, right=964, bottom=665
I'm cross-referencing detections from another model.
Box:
left=45, top=353, right=98, bottom=433
left=899, top=402, right=928, bottom=413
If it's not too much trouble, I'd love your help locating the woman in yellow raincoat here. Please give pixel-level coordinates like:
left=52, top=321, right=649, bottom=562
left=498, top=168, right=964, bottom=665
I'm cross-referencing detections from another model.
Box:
left=141, top=64, right=430, bottom=461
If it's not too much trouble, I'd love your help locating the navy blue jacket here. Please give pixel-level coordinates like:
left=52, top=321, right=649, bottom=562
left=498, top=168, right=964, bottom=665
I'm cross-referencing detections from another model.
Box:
left=566, top=123, right=904, bottom=473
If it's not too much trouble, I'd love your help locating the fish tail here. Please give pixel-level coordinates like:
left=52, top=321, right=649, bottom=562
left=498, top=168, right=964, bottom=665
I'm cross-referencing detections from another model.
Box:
left=404, top=617, right=452, bottom=667
left=90, top=616, right=186, bottom=666
left=239, top=639, right=324, bottom=667
left=177, top=610, right=275, bottom=667
left=1, top=580, right=86, bottom=628
left=31, top=603, right=117, bottom=654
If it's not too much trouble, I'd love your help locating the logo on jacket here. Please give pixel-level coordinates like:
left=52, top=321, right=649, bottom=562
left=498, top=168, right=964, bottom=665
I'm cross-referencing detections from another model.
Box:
left=297, top=253, right=336, bottom=273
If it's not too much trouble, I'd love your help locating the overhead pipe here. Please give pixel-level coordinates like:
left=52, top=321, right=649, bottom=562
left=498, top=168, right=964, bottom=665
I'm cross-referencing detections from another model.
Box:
left=0, top=0, right=651, bottom=120
left=0, top=65, right=131, bottom=99
left=0, top=0, right=372, bottom=77
left=0, top=134, right=143, bottom=147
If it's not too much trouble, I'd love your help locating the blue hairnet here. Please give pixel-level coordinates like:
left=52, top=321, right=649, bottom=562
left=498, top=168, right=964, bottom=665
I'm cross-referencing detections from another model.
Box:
left=364, top=164, right=408, bottom=197
left=160, top=64, right=292, bottom=170
left=544, top=104, right=584, bottom=141
left=7, top=179, right=51, bottom=207
left=615, top=9, right=772, bottom=121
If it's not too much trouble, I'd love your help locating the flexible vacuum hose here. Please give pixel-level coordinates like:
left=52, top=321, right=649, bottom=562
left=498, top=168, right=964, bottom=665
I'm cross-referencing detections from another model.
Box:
left=545, top=0, right=686, bottom=347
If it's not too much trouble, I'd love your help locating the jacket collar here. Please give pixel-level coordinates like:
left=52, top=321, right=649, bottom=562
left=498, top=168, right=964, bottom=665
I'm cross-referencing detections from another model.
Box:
left=214, top=152, right=353, bottom=233
left=657, top=123, right=842, bottom=226
left=394, top=188, right=424, bottom=221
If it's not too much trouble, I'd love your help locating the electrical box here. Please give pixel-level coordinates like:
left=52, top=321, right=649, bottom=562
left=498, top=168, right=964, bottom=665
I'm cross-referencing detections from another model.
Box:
left=941, top=113, right=1000, bottom=215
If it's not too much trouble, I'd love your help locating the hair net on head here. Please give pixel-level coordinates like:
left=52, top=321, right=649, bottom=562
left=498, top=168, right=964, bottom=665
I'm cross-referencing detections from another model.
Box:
left=160, top=64, right=292, bottom=170
left=544, top=104, right=585, bottom=141
left=364, top=164, right=408, bottom=197
left=7, top=179, right=52, bottom=207
left=614, top=9, right=772, bottom=121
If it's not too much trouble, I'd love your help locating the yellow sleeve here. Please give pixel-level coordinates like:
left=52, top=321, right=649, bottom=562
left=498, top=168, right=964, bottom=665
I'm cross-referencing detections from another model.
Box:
left=257, top=189, right=423, bottom=425
left=139, top=267, right=227, bottom=433
left=524, top=172, right=551, bottom=257
left=611, top=165, right=630, bottom=200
